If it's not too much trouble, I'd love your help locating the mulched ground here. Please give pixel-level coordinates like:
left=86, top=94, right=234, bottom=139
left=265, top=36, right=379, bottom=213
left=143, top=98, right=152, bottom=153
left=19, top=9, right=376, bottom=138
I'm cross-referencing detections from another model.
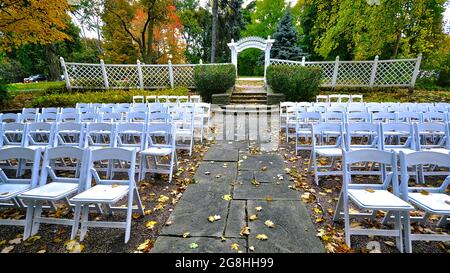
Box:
left=278, top=133, right=449, bottom=253
left=0, top=142, right=213, bottom=253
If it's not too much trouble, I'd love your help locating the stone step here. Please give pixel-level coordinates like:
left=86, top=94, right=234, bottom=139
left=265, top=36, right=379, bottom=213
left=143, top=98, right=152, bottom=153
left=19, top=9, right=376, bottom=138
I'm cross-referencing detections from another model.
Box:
left=231, top=92, right=267, bottom=96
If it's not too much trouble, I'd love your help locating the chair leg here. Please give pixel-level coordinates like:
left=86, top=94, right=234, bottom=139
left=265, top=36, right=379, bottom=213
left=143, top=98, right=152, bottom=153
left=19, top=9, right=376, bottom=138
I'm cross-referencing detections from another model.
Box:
left=133, top=187, right=144, bottom=215
left=124, top=192, right=134, bottom=243
left=71, top=204, right=82, bottom=240
left=23, top=200, right=35, bottom=240
left=30, top=201, right=43, bottom=236
left=138, top=155, right=144, bottom=182
left=343, top=196, right=351, bottom=248
left=394, top=211, right=403, bottom=253
left=79, top=204, right=90, bottom=241
left=333, top=191, right=344, bottom=222
left=403, top=211, right=412, bottom=253
left=382, top=211, right=393, bottom=225
left=313, top=152, right=319, bottom=185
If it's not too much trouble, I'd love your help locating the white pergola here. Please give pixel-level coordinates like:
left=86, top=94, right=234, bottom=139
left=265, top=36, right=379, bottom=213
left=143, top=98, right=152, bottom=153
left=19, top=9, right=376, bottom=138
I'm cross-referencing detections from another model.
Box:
left=227, top=36, right=275, bottom=82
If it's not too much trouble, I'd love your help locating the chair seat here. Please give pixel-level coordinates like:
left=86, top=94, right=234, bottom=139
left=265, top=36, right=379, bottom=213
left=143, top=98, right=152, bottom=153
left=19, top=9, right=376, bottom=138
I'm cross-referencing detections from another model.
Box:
left=316, top=147, right=342, bottom=157
left=408, top=192, right=450, bottom=214
left=349, top=189, right=413, bottom=210
left=70, top=184, right=129, bottom=203
left=25, top=145, right=46, bottom=150
left=141, top=147, right=172, bottom=156
left=19, top=182, right=78, bottom=200
left=176, top=129, right=193, bottom=136
left=117, top=147, right=140, bottom=152
left=0, top=184, right=31, bottom=200
left=423, top=148, right=450, bottom=155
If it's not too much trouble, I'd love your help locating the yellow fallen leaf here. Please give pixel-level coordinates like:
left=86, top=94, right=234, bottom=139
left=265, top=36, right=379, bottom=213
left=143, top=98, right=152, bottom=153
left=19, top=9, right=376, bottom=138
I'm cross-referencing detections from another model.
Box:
left=158, top=195, right=170, bottom=203
left=231, top=243, right=239, bottom=251
left=256, top=234, right=268, bottom=241
left=420, top=190, right=430, bottom=196
left=261, top=166, right=268, bottom=171
left=249, top=214, right=258, bottom=221
left=65, top=240, right=84, bottom=253
left=264, top=220, right=275, bottom=228
left=251, top=179, right=260, bottom=186
left=182, top=232, right=190, bottom=238
left=365, top=188, right=375, bottom=193
left=111, top=184, right=120, bottom=188
left=132, top=213, right=142, bottom=219
left=222, top=195, right=232, bottom=201
left=249, top=246, right=255, bottom=251
left=265, top=196, right=273, bottom=201
left=144, top=209, right=152, bottom=215
left=208, top=215, right=221, bottom=222
left=220, top=236, right=227, bottom=242
left=37, top=249, right=46, bottom=253
left=154, top=203, right=165, bottom=211
left=240, top=226, right=250, bottom=236
left=255, top=206, right=262, bottom=212
left=146, top=220, right=158, bottom=230
left=137, top=239, right=153, bottom=252
left=8, top=238, right=22, bottom=245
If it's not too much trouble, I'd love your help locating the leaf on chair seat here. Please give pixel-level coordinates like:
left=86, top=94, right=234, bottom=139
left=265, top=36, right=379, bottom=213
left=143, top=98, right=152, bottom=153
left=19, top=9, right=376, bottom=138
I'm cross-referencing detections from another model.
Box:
left=111, top=184, right=120, bottom=188
left=365, top=188, right=375, bottom=193
left=0, top=192, right=10, bottom=196
left=420, top=190, right=430, bottom=196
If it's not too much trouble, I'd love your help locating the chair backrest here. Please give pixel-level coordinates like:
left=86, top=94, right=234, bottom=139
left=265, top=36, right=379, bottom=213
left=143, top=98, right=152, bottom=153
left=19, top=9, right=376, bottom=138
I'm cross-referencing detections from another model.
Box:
left=76, top=103, right=91, bottom=109
left=59, top=112, right=80, bottom=123
left=380, top=122, right=415, bottom=151
left=133, top=95, right=144, bottom=103
left=0, top=147, right=41, bottom=187
left=149, top=112, right=172, bottom=124
left=54, top=122, right=84, bottom=148
left=345, top=122, right=380, bottom=151
left=316, top=95, right=328, bottom=103
left=328, top=94, right=341, bottom=102
left=396, top=111, right=422, bottom=123
left=22, top=108, right=38, bottom=115
left=343, top=149, right=398, bottom=192
left=145, top=95, right=157, bottom=103
left=350, top=94, right=363, bottom=102
left=84, top=122, right=115, bottom=148
left=0, top=113, right=20, bottom=123
left=312, top=123, right=344, bottom=148
left=346, top=104, right=367, bottom=113
left=177, top=96, right=189, bottom=103
left=414, top=122, right=449, bottom=150
left=97, top=107, right=113, bottom=114
left=80, top=113, right=100, bottom=123
left=39, top=146, right=88, bottom=190
left=422, top=112, right=447, bottom=123
left=78, top=107, right=95, bottom=114
left=157, top=95, right=168, bottom=103
left=24, top=122, right=55, bottom=147
left=126, top=111, right=148, bottom=123
left=148, top=103, right=167, bottom=114
left=339, top=94, right=351, bottom=103
left=346, top=112, right=371, bottom=123
left=1, top=122, right=26, bottom=147
left=321, top=112, right=344, bottom=123
left=326, top=106, right=346, bottom=113
left=19, top=113, right=38, bottom=123
left=372, top=112, right=397, bottom=123
left=42, top=107, right=60, bottom=115
left=115, top=123, right=145, bottom=149
left=60, top=108, right=79, bottom=114
left=39, top=113, right=58, bottom=123
left=101, top=112, right=123, bottom=123
left=144, top=124, right=175, bottom=149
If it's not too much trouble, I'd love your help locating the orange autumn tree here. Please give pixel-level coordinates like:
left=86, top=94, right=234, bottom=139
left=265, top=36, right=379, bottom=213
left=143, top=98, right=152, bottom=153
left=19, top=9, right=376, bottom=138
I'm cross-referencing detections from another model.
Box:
left=152, top=4, right=185, bottom=64
left=0, top=0, right=72, bottom=50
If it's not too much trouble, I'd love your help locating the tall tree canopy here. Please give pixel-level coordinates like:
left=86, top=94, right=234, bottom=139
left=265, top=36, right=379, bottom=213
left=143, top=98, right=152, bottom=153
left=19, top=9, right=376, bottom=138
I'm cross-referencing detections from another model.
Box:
left=270, top=9, right=306, bottom=60
left=0, top=0, right=72, bottom=50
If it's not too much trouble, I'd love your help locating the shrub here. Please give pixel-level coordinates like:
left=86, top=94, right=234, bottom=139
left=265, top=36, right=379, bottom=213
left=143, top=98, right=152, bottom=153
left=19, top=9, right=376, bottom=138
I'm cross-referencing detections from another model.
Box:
left=27, top=87, right=189, bottom=108
left=193, top=64, right=236, bottom=102
left=267, top=65, right=322, bottom=101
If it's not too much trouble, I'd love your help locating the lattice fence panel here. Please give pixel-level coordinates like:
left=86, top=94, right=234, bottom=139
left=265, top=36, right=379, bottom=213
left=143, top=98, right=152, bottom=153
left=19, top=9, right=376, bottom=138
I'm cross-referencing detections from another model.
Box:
left=305, top=62, right=335, bottom=86
left=375, top=60, right=415, bottom=86
left=141, top=65, right=170, bottom=88
left=105, top=65, right=140, bottom=89
left=66, top=63, right=104, bottom=89
left=173, top=65, right=195, bottom=87
left=336, top=62, right=372, bottom=86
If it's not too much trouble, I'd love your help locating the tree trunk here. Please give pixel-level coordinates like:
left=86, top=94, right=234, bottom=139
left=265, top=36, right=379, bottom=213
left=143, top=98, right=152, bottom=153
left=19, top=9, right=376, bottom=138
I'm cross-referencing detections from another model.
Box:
left=211, top=0, right=218, bottom=63
left=393, top=31, right=401, bottom=59
left=45, top=44, right=60, bottom=81
left=146, top=20, right=155, bottom=63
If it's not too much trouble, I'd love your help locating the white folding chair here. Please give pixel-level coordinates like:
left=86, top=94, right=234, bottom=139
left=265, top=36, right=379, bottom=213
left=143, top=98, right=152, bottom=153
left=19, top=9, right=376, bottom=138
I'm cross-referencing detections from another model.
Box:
left=59, top=112, right=80, bottom=123
left=1, top=122, right=26, bottom=149
left=145, top=95, right=157, bottom=103
left=396, top=112, right=422, bottom=123
left=334, top=149, right=413, bottom=252
left=0, top=113, right=20, bottom=123
left=414, top=122, right=449, bottom=155
left=18, top=146, right=88, bottom=240
left=22, top=108, right=38, bottom=115
left=339, top=94, right=351, bottom=103
left=173, top=109, right=194, bottom=156
left=126, top=112, right=148, bottom=124
left=328, top=94, right=341, bottom=103
left=350, top=94, right=363, bottom=102
left=380, top=122, right=416, bottom=155
left=133, top=95, right=144, bottom=104
left=19, top=113, right=38, bottom=123
left=70, top=147, right=144, bottom=243
left=139, top=124, right=177, bottom=183
left=345, top=122, right=380, bottom=151
left=422, top=112, right=448, bottom=123
left=0, top=147, right=41, bottom=238
left=54, top=122, right=84, bottom=148
left=189, top=95, right=201, bottom=103
left=24, top=122, right=55, bottom=150
left=101, top=112, right=123, bottom=123
left=309, top=123, right=344, bottom=185
left=41, top=107, right=60, bottom=115
left=316, top=95, right=329, bottom=103
left=39, top=113, right=58, bottom=123
left=295, top=112, right=321, bottom=153
left=84, top=123, right=115, bottom=149
left=399, top=151, right=450, bottom=253
left=345, top=112, right=371, bottom=123
left=177, top=96, right=189, bottom=103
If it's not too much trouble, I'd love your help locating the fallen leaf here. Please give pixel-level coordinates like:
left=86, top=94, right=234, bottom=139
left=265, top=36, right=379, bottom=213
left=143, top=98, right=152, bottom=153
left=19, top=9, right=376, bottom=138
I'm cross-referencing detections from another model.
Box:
left=154, top=203, right=165, bottom=211
left=208, top=215, right=221, bottom=222
left=204, top=171, right=210, bottom=175
left=249, top=214, right=258, bottom=221
left=420, top=190, right=430, bottom=196
left=365, top=188, right=375, bottom=193
left=65, top=240, right=84, bottom=253
left=255, top=206, right=262, bottom=212
left=240, top=226, right=250, bottom=236
left=137, top=240, right=153, bottom=252
left=0, top=240, right=6, bottom=246
left=146, top=220, right=158, bottom=230
left=264, top=220, right=275, bottom=228
left=165, top=221, right=173, bottom=226
left=261, top=166, right=268, bottom=171
left=384, top=241, right=395, bottom=247
left=144, top=209, right=152, bottom=215
left=1, top=246, right=14, bottom=253
left=37, top=249, right=46, bottom=253
left=249, top=246, right=255, bottom=251
left=251, top=179, right=260, bottom=187
left=158, top=195, right=170, bottom=203
left=111, top=184, right=120, bottom=188
left=182, top=232, right=190, bottom=238
left=222, top=195, right=232, bottom=201
left=231, top=243, right=239, bottom=251
left=132, top=213, right=142, bottom=219
left=256, top=234, right=268, bottom=241
left=190, top=242, right=199, bottom=249
left=265, top=196, right=273, bottom=201
left=220, top=236, right=227, bottom=242
left=8, top=238, right=22, bottom=245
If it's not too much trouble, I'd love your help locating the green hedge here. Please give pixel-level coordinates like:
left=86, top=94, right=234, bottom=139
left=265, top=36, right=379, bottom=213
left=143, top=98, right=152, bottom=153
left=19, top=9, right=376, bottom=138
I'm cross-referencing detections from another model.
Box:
left=27, top=87, right=189, bottom=108
left=267, top=65, right=322, bottom=101
left=193, top=64, right=236, bottom=102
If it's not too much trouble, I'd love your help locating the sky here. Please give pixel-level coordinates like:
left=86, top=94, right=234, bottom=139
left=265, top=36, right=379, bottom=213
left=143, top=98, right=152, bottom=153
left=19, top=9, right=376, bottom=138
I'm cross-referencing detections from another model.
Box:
left=75, top=0, right=450, bottom=39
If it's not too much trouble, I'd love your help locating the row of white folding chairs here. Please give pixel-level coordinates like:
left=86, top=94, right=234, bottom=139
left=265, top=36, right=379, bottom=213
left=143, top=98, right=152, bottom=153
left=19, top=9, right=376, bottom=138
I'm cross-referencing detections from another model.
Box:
left=307, top=121, right=450, bottom=184
left=285, top=111, right=450, bottom=142
left=316, top=94, right=363, bottom=103
left=331, top=149, right=449, bottom=253
left=132, top=95, right=201, bottom=104
left=0, top=146, right=146, bottom=243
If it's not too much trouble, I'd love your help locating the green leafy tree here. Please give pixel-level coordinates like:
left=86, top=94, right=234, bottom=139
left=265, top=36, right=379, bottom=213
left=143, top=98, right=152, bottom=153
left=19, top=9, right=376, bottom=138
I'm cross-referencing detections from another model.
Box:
left=270, top=9, right=307, bottom=60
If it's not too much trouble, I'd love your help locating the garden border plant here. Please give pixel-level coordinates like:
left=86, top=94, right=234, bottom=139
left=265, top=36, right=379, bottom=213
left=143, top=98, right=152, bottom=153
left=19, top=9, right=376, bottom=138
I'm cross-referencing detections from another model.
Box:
left=193, top=64, right=236, bottom=102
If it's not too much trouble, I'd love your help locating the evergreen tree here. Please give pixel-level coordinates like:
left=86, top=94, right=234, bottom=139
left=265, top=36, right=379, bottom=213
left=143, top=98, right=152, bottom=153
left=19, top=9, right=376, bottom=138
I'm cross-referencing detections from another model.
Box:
left=270, top=9, right=306, bottom=61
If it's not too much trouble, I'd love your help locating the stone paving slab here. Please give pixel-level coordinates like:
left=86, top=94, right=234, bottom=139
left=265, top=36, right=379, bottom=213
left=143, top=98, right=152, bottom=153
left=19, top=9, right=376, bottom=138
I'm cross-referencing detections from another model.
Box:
left=209, top=140, right=249, bottom=151
left=238, top=154, right=284, bottom=171
left=203, top=147, right=239, bottom=162
left=224, top=200, right=246, bottom=238
left=233, top=181, right=300, bottom=200
left=193, top=162, right=237, bottom=185
left=152, top=236, right=247, bottom=253
left=247, top=200, right=324, bottom=253
left=160, top=193, right=230, bottom=237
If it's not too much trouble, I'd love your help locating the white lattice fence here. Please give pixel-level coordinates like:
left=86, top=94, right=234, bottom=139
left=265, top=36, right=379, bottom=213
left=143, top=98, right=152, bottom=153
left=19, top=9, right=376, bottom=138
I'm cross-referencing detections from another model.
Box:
left=269, top=54, right=422, bottom=88
left=65, top=63, right=104, bottom=89
left=141, top=65, right=171, bottom=88
left=105, top=64, right=140, bottom=89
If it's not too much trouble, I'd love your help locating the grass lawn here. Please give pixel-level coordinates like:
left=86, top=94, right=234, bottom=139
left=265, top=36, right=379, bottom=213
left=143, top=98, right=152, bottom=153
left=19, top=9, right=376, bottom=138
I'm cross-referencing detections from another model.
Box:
left=3, top=81, right=65, bottom=93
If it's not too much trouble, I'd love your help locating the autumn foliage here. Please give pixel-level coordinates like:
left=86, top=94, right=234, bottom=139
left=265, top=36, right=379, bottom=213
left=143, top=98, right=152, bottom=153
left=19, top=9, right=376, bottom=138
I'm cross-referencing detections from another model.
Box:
left=0, top=0, right=72, bottom=50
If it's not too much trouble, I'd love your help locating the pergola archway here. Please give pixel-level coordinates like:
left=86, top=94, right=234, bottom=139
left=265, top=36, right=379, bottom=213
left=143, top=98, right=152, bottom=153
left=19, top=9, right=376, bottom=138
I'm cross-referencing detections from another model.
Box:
left=227, top=36, right=275, bottom=83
